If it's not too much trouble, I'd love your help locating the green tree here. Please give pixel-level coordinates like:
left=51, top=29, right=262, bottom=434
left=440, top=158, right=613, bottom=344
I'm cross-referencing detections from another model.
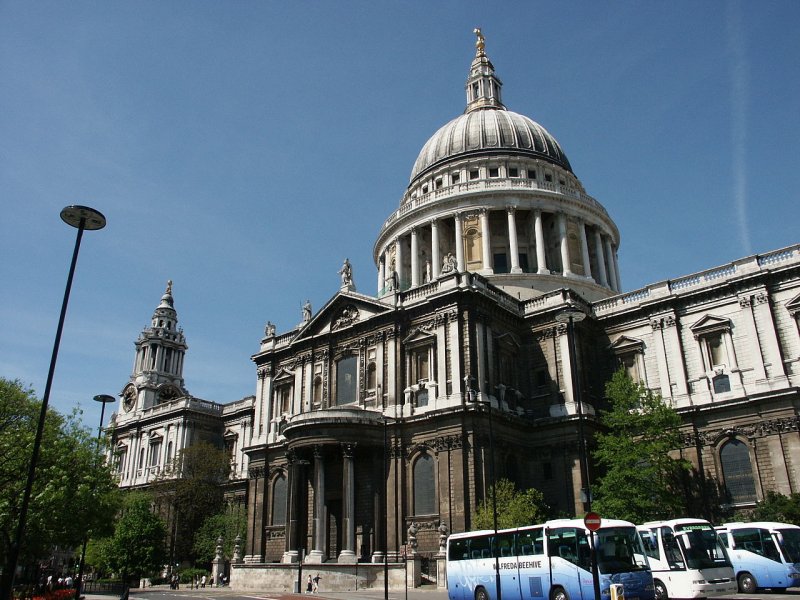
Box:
left=0, top=378, right=120, bottom=579
left=152, top=441, right=230, bottom=564
left=103, top=491, right=167, bottom=581
left=473, top=478, right=549, bottom=530
left=752, top=491, right=800, bottom=525
left=592, top=370, right=690, bottom=522
left=192, top=508, right=247, bottom=565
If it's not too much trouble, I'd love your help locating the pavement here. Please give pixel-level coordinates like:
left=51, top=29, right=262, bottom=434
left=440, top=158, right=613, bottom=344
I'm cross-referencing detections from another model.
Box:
left=85, top=584, right=450, bottom=600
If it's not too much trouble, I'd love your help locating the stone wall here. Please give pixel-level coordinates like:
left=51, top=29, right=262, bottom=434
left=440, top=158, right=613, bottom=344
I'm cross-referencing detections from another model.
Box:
left=230, top=562, right=408, bottom=593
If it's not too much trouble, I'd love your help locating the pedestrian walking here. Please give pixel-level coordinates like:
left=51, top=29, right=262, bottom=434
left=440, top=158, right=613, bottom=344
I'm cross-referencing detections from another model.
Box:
left=306, top=574, right=313, bottom=593
left=200, top=574, right=206, bottom=588
left=312, top=573, right=321, bottom=594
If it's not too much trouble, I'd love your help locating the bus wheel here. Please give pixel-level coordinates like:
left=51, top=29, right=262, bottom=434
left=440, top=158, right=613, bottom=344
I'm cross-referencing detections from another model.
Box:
left=551, top=586, right=568, bottom=600
left=738, top=573, right=757, bottom=594
left=653, top=579, right=668, bottom=600
left=475, top=586, right=490, bottom=600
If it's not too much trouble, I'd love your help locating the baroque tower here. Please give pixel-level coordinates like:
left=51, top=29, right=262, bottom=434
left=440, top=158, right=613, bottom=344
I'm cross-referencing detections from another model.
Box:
left=121, top=280, right=188, bottom=413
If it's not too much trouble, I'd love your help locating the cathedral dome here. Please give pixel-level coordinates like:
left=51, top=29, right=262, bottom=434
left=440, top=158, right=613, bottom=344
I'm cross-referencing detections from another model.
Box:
left=409, top=108, right=573, bottom=185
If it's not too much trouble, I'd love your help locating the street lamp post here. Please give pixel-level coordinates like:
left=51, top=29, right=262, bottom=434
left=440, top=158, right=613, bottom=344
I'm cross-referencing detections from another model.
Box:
left=465, top=376, right=501, bottom=600
left=554, top=305, right=591, bottom=513
left=75, top=394, right=116, bottom=599
left=1, top=206, right=106, bottom=600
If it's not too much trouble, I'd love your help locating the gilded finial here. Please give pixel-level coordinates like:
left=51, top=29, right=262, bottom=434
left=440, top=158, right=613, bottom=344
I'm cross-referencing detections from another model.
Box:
left=474, top=27, right=485, bottom=57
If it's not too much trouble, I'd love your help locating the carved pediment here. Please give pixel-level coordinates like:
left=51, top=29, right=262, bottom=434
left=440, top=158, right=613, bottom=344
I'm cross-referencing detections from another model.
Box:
left=293, top=291, right=392, bottom=339
left=609, top=335, right=644, bottom=354
left=223, top=429, right=238, bottom=439
left=786, top=292, right=800, bottom=316
left=273, top=368, right=294, bottom=383
left=403, top=328, right=436, bottom=346
left=689, top=314, right=731, bottom=335
left=494, top=331, right=521, bottom=348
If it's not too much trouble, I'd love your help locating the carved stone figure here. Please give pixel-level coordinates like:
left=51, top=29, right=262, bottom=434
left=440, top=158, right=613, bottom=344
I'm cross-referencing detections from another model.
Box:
left=264, top=321, right=276, bottom=337
left=339, top=258, right=353, bottom=286
left=408, top=521, right=419, bottom=551
left=438, top=520, right=449, bottom=553
left=302, top=300, right=312, bottom=323
left=441, top=252, right=457, bottom=274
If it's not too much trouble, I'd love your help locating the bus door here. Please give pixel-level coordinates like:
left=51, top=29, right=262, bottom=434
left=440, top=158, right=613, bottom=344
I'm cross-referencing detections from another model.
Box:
left=496, top=531, right=523, bottom=600
left=547, top=527, right=594, bottom=600
left=516, top=527, right=548, bottom=600
left=730, top=527, right=786, bottom=589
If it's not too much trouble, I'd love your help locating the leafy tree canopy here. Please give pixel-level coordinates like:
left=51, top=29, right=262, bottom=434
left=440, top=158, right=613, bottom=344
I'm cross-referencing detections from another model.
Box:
left=592, top=370, right=690, bottom=523
left=103, top=491, right=167, bottom=580
left=0, top=378, right=121, bottom=571
left=152, top=441, right=230, bottom=564
left=751, top=491, right=800, bottom=525
left=473, top=478, right=549, bottom=530
left=192, top=509, right=247, bottom=566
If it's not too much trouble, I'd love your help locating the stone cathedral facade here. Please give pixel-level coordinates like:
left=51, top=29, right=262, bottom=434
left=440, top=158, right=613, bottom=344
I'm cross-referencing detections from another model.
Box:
left=108, top=33, right=800, bottom=582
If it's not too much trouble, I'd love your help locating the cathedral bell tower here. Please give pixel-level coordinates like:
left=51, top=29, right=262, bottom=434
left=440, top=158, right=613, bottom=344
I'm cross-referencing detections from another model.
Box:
left=120, top=280, right=189, bottom=414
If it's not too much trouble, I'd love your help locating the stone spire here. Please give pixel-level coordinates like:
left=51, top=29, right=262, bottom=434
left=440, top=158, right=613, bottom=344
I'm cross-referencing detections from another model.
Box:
left=126, top=280, right=189, bottom=411
left=465, top=28, right=505, bottom=113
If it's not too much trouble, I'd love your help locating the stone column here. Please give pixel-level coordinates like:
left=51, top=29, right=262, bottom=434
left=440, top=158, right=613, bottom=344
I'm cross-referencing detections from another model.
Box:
left=650, top=318, right=673, bottom=400
left=613, top=248, right=622, bottom=291
left=410, top=228, right=419, bottom=288
left=307, top=446, right=327, bottom=563
left=395, top=237, right=404, bottom=291
left=534, top=210, right=548, bottom=274
left=431, top=220, right=440, bottom=279
left=282, top=455, right=302, bottom=562
left=454, top=213, right=465, bottom=272
left=579, top=221, right=592, bottom=279
left=752, top=291, right=787, bottom=380
left=604, top=237, right=618, bottom=292
left=593, top=230, right=608, bottom=287
left=378, top=253, right=385, bottom=293
left=480, top=209, right=492, bottom=273
left=738, top=295, right=768, bottom=383
left=338, top=443, right=357, bottom=563
left=507, top=207, right=522, bottom=273
left=558, top=213, right=572, bottom=276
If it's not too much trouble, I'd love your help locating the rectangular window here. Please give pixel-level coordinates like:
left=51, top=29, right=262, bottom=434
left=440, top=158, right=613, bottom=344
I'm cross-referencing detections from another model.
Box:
left=451, top=172, right=460, bottom=183
left=435, top=178, right=442, bottom=189
left=488, top=167, right=499, bottom=178
left=519, top=253, right=529, bottom=272
left=149, top=442, right=161, bottom=467
left=493, top=253, right=509, bottom=274
left=527, top=169, right=537, bottom=180
left=422, top=185, right=428, bottom=194
left=508, top=167, right=519, bottom=178
left=469, top=169, right=480, bottom=180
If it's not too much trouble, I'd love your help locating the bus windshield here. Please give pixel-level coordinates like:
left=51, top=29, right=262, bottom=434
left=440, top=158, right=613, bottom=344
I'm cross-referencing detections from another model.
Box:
left=777, top=528, right=800, bottom=563
left=675, top=524, right=731, bottom=570
left=595, top=526, right=650, bottom=574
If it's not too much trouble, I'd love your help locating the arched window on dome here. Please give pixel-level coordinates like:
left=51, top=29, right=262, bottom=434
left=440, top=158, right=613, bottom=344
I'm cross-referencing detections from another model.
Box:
left=271, top=474, right=287, bottom=525
left=413, top=453, right=436, bottom=516
left=720, top=439, right=757, bottom=505
left=465, top=225, right=482, bottom=271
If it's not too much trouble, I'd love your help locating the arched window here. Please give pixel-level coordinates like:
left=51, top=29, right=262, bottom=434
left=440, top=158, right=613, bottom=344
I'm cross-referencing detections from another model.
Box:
left=413, top=453, right=435, bottom=516
left=720, top=439, right=757, bottom=504
left=272, top=475, right=287, bottom=525
left=367, top=362, right=377, bottom=391
left=336, top=356, right=358, bottom=405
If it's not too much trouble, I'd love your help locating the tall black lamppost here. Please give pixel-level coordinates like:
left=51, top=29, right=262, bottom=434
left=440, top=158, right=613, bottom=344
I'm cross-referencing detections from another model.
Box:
left=75, top=394, right=116, bottom=599
left=1, top=206, right=106, bottom=600
left=555, top=305, right=591, bottom=513
left=465, top=376, right=501, bottom=600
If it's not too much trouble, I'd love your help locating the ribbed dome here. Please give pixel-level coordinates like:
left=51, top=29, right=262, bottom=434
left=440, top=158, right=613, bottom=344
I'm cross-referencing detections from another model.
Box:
left=409, top=108, right=573, bottom=184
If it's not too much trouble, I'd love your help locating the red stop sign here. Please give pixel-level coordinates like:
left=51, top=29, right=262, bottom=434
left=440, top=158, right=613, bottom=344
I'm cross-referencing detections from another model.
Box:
left=584, top=512, right=602, bottom=531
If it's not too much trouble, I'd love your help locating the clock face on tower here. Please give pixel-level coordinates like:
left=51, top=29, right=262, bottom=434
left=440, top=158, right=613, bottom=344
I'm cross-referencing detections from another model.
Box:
left=122, top=384, right=137, bottom=412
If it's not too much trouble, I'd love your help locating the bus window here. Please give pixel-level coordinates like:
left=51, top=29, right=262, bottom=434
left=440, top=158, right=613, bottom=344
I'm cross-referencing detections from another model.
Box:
left=496, top=531, right=515, bottom=558
left=732, top=528, right=781, bottom=562
left=777, top=528, right=800, bottom=563
left=449, top=537, right=468, bottom=561
left=548, top=528, right=591, bottom=571
left=470, top=534, right=492, bottom=560
left=661, top=528, right=685, bottom=570
left=517, top=527, right=544, bottom=556
left=640, top=529, right=660, bottom=560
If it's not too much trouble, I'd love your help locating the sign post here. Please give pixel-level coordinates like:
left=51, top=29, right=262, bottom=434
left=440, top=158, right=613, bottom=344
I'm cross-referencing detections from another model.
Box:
left=584, top=513, right=603, bottom=600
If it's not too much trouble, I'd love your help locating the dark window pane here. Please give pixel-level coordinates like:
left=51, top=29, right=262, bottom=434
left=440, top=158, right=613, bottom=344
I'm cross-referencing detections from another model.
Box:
left=721, top=440, right=757, bottom=504
left=414, top=454, right=435, bottom=515
left=336, top=356, right=358, bottom=405
left=272, top=476, right=287, bottom=525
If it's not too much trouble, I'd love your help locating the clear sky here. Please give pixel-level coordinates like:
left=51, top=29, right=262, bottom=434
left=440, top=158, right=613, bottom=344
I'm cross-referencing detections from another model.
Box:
left=1, top=1, right=798, bottom=431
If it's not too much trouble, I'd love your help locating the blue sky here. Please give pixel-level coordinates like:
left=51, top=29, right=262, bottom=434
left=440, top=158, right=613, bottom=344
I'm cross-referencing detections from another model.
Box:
left=1, top=1, right=798, bottom=431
